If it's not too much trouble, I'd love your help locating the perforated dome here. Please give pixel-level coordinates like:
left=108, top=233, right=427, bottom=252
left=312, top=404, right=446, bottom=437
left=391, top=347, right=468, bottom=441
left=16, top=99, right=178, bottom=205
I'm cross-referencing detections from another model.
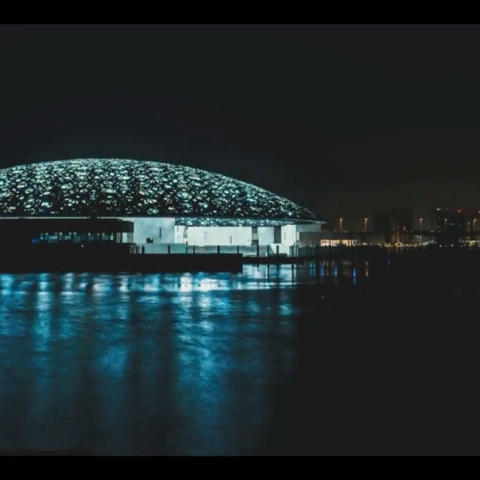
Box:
left=0, top=158, right=318, bottom=221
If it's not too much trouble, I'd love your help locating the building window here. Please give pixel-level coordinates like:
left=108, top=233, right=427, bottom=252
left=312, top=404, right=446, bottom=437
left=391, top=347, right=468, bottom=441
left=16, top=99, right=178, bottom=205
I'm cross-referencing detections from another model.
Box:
left=252, top=226, right=258, bottom=234
left=146, top=237, right=153, bottom=244
left=159, top=228, right=162, bottom=238
left=274, top=226, right=281, bottom=243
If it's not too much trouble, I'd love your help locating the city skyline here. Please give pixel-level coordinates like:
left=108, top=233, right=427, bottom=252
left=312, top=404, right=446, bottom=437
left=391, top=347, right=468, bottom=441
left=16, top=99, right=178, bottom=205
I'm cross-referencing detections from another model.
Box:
left=326, top=205, right=480, bottom=233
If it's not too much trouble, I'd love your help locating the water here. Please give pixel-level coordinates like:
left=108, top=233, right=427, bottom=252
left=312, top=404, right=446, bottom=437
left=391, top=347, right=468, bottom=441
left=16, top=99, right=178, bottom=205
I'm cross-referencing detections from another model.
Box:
left=1, top=264, right=480, bottom=455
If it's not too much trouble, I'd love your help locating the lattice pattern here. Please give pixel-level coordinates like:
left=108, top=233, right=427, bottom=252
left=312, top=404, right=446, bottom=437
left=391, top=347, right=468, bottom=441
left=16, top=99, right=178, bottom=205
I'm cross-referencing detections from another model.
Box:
left=0, top=159, right=317, bottom=220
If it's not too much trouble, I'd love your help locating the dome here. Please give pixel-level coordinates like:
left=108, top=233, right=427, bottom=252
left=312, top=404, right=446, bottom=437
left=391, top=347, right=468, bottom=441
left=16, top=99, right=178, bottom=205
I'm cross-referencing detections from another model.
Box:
left=0, top=158, right=318, bottom=221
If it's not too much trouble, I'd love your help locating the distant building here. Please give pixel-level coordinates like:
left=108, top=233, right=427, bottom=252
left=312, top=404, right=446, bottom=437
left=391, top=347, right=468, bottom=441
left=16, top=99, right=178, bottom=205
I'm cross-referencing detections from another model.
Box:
left=467, top=210, right=480, bottom=233
left=449, top=211, right=466, bottom=233
left=432, top=207, right=466, bottom=245
left=433, top=207, right=450, bottom=232
left=373, top=213, right=390, bottom=243
left=373, top=208, right=413, bottom=244
left=390, top=208, right=413, bottom=231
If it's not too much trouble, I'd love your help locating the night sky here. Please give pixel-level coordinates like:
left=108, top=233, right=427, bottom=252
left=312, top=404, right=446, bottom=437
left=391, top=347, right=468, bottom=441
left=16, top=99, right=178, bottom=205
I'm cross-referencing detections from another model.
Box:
left=2, top=24, right=480, bottom=220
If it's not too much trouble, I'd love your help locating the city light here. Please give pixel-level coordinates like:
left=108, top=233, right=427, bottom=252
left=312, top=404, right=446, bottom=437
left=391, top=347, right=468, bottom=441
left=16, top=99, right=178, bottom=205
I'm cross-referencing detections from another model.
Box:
left=316, top=206, right=480, bottom=248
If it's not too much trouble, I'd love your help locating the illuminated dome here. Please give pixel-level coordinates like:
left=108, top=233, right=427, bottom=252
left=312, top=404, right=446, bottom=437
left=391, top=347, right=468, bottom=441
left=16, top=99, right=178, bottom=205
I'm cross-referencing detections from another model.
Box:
left=0, top=158, right=318, bottom=221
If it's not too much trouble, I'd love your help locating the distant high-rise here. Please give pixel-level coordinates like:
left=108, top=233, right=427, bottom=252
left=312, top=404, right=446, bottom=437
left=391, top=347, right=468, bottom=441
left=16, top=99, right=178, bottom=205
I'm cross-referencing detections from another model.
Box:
left=432, top=207, right=466, bottom=244
left=449, top=211, right=466, bottom=233
left=391, top=208, right=413, bottom=230
left=467, top=210, right=480, bottom=232
left=373, top=208, right=413, bottom=243
left=433, top=207, right=450, bottom=232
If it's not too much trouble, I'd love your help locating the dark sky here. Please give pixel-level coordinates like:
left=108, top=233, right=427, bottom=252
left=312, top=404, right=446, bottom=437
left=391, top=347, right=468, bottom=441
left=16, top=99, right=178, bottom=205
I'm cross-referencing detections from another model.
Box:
left=2, top=24, right=480, bottom=219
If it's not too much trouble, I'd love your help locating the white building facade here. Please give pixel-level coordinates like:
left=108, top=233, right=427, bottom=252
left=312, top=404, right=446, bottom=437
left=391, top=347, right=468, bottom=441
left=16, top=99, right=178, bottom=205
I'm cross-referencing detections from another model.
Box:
left=119, top=217, right=324, bottom=255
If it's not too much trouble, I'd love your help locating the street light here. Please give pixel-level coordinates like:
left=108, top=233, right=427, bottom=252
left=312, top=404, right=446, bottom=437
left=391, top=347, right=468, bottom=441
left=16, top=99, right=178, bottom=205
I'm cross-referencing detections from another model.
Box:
left=419, top=217, right=423, bottom=229
left=364, top=217, right=368, bottom=232
left=339, top=217, right=343, bottom=232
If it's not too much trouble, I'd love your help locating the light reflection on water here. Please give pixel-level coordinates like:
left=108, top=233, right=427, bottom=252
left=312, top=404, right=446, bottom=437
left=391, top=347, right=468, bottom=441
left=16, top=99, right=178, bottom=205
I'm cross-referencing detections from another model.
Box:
left=2, top=263, right=480, bottom=455
left=0, top=266, right=317, bottom=455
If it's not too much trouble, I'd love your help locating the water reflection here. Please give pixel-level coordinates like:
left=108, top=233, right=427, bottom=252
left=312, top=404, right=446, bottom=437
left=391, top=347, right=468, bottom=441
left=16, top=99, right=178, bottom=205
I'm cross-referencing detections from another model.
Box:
left=0, top=267, right=305, bottom=455
left=2, top=262, right=480, bottom=455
